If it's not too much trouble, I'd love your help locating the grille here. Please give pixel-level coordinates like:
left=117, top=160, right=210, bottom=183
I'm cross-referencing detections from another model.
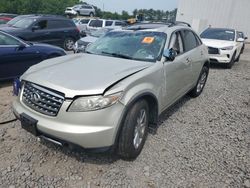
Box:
left=208, top=47, right=219, bottom=54
left=22, top=82, right=64, bottom=116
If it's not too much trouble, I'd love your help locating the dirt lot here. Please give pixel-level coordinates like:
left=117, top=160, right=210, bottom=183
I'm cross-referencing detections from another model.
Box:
left=0, top=46, right=250, bottom=188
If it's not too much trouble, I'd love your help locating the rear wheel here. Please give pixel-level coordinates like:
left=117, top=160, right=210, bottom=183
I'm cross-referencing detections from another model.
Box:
left=118, top=100, right=149, bottom=160
left=189, top=66, right=209, bottom=98
left=63, top=37, right=75, bottom=51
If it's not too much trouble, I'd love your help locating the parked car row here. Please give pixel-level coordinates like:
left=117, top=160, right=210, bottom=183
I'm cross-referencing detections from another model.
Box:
left=74, top=17, right=127, bottom=35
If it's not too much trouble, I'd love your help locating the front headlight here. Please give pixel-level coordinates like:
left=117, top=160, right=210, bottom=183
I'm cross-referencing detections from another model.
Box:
left=221, top=46, right=234, bottom=50
left=68, top=92, right=122, bottom=112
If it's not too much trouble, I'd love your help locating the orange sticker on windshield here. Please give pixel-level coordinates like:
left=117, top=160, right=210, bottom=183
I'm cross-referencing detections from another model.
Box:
left=142, top=37, right=155, bottom=44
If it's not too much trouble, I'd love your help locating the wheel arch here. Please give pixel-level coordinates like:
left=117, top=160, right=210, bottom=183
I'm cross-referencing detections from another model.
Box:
left=114, top=92, right=159, bottom=148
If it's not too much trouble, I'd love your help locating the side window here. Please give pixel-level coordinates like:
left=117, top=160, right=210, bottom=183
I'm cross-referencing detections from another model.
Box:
left=194, top=33, right=202, bottom=46
left=48, top=20, right=73, bottom=29
left=169, top=31, right=184, bottom=55
left=34, top=20, right=48, bottom=30
left=80, top=19, right=89, bottom=24
left=86, top=6, right=93, bottom=9
left=237, top=32, right=243, bottom=39
left=181, top=30, right=199, bottom=51
left=105, top=21, right=113, bottom=26
left=89, top=20, right=103, bottom=27
left=115, top=22, right=123, bottom=26
left=0, top=33, right=21, bottom=45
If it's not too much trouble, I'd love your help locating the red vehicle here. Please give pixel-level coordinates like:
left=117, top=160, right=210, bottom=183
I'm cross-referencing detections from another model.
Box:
left=0, top=17, right=12, bottom=24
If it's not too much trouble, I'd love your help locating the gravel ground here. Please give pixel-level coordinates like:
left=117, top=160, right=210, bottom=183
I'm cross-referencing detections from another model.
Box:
left=0, top=45, right=249, bottom=188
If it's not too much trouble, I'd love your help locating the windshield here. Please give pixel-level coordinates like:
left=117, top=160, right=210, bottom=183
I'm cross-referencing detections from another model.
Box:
left=86, top=31, right=167, bottom=62
left=7, top=16, right=24, bottom=26
left=200, top=28, right=235, bottom=41
left=12, top=18, right=35, bottom=29
left=89, top=28, right=111, bottom=37
left=72, top=18, right=79, bottom=24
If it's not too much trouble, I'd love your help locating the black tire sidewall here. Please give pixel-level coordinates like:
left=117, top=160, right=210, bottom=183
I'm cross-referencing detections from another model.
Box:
left=118, top=100, right=149, bottom=159
left=189, top=66, right=209, bottom=97
left=64, top=38, right=74, bottom=51
left=226, top=52, right=236, bottom=68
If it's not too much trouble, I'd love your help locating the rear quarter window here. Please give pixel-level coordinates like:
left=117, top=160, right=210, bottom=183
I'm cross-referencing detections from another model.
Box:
left=89, top=20, right=103, bottom=27
left=48, top=20, right=74, bottom=29
left=181, top=30, right=199, bottom=51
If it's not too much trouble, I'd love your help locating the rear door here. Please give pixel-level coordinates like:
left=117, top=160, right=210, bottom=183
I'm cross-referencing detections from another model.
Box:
left=181, top=29, right=205, bottom=86
left=163, top=30, right=192, bottom=108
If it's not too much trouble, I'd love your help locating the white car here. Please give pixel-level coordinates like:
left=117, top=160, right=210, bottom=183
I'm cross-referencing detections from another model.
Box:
left=74, top=18, right=91, bottom=33
left=86, top=19, right=127, bottom=33
left=200, top=28, right=244, bottom=68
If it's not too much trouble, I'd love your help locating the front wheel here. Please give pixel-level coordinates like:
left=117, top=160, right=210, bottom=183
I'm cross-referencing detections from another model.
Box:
left=63, top=38, right=75, bottom=51
left=118, top=100, right=149, bottom=160
left=225, top=52, right=236, bottom=69
left=189, top=66, right=209, bottom=98
left=89, top=12, right=94, bottom=17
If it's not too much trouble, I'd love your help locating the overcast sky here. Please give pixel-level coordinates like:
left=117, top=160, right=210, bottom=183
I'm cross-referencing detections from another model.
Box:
left=84, top=0, right=178, bottom=14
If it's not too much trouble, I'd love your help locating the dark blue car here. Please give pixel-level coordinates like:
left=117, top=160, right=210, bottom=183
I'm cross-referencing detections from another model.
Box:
left=0, top=31, right=66, bottom=81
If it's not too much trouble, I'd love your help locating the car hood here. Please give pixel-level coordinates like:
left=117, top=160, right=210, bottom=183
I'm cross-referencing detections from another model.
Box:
left=31, top=42, right=65, bottom=52
left=79, top=36, right=98, bottom=43
left=0, top=26, right=24, bottom=33
left=21, top=53, right=152, bottom=98
left=202, top=39, right=235, bottom=48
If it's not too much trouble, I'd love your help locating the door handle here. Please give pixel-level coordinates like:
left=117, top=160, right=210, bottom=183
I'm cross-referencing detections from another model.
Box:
left=201, top=51, right=204, bottom=56
left=185, top=58, right=191, bottom=64
left=45, top=32, right=50, bottom=35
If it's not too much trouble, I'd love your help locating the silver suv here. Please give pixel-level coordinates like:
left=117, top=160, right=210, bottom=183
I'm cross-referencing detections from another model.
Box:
left=65, top=4, right=95, bottom=17
left=13, top=23, right=209, bottom=159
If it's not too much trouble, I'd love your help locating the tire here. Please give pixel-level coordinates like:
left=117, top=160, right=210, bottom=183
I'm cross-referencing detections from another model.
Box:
left=189, top=66, right=209, bottom=98
left=235, top=54, right=241, bottom=62
left=118, top=100, right=149, bottom=160
left=241, top=44, right=245, bottom=54
left=89, top=12, right=94, bottom=17
left=63, top=37, right=75, bottom=51
left=225, top=52, right=236, bottom=69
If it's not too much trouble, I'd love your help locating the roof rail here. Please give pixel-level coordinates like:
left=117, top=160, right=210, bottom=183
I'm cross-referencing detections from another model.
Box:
left=168, top=21, right=191, bottom=27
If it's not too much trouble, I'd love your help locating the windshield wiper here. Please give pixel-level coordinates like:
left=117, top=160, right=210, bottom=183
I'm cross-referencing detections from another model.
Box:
left=101, top=51, right=133, bottom=60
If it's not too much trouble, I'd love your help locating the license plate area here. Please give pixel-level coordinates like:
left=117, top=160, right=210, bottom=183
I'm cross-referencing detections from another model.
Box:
left=20, top=113, right=40, bottom=136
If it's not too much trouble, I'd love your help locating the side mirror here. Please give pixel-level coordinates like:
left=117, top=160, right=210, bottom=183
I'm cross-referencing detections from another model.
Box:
left=163, top=49, right=177, bottom=61
left=32, top=25, right=40, bottom=31
left=17, top=43, right=26, bottom=50
left=245, top=36, right=248, bottom=40
left=237, top=38, right=244, bottom=42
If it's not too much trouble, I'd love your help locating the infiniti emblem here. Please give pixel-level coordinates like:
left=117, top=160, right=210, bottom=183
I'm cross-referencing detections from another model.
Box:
left=31, top=92, right=41, bottom=102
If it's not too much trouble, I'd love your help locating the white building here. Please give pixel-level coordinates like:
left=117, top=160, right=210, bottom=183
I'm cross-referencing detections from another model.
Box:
left=176, top=0, right=250, bottom=40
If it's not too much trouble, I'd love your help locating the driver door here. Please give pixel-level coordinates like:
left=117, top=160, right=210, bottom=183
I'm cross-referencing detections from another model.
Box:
left=162, top=30, right=192, bottom=108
